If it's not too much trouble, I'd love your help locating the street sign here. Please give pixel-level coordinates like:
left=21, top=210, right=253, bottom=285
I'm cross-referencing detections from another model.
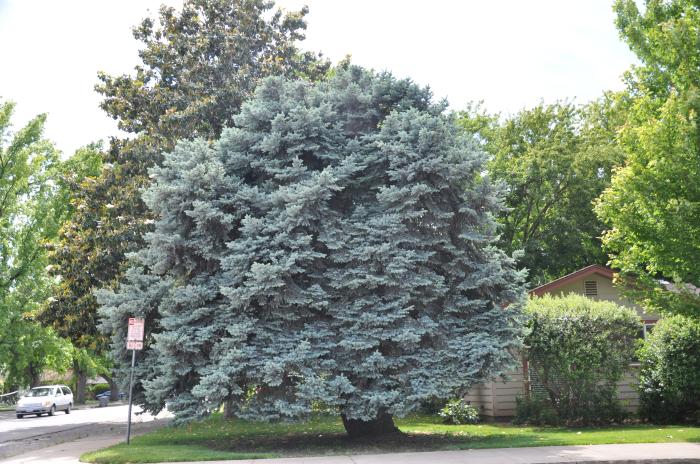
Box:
left=127, top=318, right=145, bottom=342
left=126, top=341, right=143, bottom=350
left=125, top=317, right=145, bottom=446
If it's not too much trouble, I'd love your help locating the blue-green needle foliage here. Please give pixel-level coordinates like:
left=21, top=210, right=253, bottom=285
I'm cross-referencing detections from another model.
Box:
left=97, top=67, right=526, bottom=425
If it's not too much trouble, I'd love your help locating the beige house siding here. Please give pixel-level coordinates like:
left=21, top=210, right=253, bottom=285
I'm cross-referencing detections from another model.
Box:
left=491, top=366, right=526, bottom=417
left=465, top=266, right=650, bottom=418
left=618, top=366, right=641, bottom=412
left=465, top=366, right=526, bottom=419
left=466, top=365, right=641, bottom=418
left=464, top=382, right=493, bottom=416
left=545, top=274, right=656, bottom=321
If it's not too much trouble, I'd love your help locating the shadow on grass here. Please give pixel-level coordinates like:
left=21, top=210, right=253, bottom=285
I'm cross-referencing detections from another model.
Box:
left=197, top=430, right=543, bottom=456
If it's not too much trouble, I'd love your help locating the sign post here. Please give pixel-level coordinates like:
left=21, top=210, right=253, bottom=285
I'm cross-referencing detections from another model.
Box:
left=125, top=317, right=144, bottom=445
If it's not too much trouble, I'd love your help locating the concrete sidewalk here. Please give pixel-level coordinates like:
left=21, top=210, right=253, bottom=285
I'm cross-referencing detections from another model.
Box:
left=240, top=443, right=700, bottom=463
left=3, top=441, right=699, bottom=464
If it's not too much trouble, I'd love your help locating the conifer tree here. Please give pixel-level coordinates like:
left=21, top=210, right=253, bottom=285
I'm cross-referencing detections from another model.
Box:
left=98, top=67, right=526, bottom=436
left=41, top=0, right=328, bottom=399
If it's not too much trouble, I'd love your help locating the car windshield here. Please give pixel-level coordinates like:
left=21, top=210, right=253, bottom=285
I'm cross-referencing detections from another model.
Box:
left=25, top=388, right=54, bottom=397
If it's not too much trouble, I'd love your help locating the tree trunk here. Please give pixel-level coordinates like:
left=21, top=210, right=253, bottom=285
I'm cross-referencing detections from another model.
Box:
left=28, top=363, right=41, bottom=388
left=341, top=410, right=399, bottom=437
left=223, top=397, right=235, bottom=418
left=103, top=373, right=120, bottom=402
left=73, top=361, right=87, bottom=404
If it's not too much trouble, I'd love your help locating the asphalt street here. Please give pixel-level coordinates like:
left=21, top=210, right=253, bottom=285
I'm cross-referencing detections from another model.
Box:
left=0, top=404, right=171, bottom=461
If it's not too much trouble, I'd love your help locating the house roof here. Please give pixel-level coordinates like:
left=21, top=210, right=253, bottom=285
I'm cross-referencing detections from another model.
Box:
left=529, top=264, right=614, bottom=297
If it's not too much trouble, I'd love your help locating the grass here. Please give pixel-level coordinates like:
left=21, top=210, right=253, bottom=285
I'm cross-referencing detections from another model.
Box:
left=80, top=414, right=700, bottom=463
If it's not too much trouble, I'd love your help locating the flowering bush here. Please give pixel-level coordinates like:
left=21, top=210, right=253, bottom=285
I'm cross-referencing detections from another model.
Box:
left=438, top=399, right=479, bottom=424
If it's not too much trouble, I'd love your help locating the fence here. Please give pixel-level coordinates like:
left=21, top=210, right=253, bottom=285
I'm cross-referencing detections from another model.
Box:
left=0, top=391, right=19, bottom=406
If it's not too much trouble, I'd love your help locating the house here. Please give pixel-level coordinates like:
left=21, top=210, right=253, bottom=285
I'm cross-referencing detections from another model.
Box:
left=465, top=265, right=658, bottom=419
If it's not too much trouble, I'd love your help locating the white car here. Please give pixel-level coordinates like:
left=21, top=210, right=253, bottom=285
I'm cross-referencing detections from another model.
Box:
left=15, top=385, right=73, bottom=418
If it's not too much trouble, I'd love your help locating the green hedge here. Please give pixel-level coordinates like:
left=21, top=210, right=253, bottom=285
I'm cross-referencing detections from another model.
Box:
left=638, top=315, right=700, bottom=424
left=518, top=293, right=641, bottom=425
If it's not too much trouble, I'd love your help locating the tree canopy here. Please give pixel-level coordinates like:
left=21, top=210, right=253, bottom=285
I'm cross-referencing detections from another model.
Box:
left=97, top=0, right=329, bottom=147
left=596, top=0, right=700, bottom=317
left=98, top=67, right=527, bottom=436
left=458, top=100, right=625, bottom=286
left=0, top=101, right=72, bottom=389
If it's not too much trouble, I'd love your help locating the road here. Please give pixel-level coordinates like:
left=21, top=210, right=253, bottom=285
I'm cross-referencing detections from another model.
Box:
left=0, top=404, right=171, bottom=461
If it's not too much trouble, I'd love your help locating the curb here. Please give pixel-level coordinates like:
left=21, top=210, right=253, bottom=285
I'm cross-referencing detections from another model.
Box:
left=72, top=401, right=127, bottom=410
left=532, top=461, right=700, bottom=464
left=533, top=461, right=700, bottom=464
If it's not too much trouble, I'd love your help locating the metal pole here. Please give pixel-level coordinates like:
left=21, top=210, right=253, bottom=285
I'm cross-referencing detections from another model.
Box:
left=126, top=349, right=136, bottom=444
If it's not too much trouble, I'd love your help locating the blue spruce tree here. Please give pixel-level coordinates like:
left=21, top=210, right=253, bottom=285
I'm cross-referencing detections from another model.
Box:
left=97, top=67, right=526, bottom=436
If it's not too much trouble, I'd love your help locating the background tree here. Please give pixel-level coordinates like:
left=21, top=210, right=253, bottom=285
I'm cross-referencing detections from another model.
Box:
left=97, top=0, right=329, bottom=148
left=98, top=67, right=527, bottom=436
left=0, top=101, right=72, bottom=390
left=40, top=0, right=329, bottom=400
left=458, top=100, right=625, bottom=286
left=596, top=0, right=700, bottom=318
left=39, top=145, right=111, bottom=403
left=0, top=321, right=72, bottom=390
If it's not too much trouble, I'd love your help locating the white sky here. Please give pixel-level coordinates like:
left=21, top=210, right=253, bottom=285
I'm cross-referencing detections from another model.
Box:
left=0, top=0, right=636, bottom=156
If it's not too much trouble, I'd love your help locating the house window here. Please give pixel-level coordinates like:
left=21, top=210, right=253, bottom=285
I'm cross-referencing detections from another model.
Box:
left=632, top=322, right=658, bottom=363
left=636, top=322, right=657, bottom=341
left=584, top=280, right=598, bottom=297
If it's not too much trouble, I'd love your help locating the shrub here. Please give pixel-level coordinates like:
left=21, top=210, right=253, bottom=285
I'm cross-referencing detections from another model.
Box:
left=514, top=395, right=559, bottom=426
left=419, top=397, right=448, bottom=415
left=438, top=399, right=479, bottom=424
left=638, top=315, right=700, bottom=424
left=523, top=294, right=640, bottom=425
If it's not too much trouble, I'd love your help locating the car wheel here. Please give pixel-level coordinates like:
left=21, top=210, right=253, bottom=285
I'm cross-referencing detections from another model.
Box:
left=48, top=405, right=56, bottom=416
left=65, top=403, right=71, bottom=414
left=16, top=414, right=23, bottom=419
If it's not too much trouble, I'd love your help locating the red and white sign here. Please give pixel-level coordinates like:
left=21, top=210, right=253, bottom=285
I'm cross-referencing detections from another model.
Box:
left=126, top=318, right=145, bottom=350
left=127, top=318, right=144, bottom=341
left=126, top=340, right=143, bottom=350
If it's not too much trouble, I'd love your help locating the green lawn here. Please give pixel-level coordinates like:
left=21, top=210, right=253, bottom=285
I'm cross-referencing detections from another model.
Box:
left=81, top=414, right=700, bottom=464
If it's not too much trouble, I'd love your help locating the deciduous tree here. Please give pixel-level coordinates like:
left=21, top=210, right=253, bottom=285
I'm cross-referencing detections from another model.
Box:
left=459, top=100, right=625, bottom=286
left=97, top=0, right=329, bottom=148
left=596, top=0, right=700, bottom=317
left=0, top=101, right=72, bottom=390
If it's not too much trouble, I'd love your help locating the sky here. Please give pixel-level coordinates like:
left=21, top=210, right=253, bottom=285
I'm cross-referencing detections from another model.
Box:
left=0, top=0, right=637, bottom=156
